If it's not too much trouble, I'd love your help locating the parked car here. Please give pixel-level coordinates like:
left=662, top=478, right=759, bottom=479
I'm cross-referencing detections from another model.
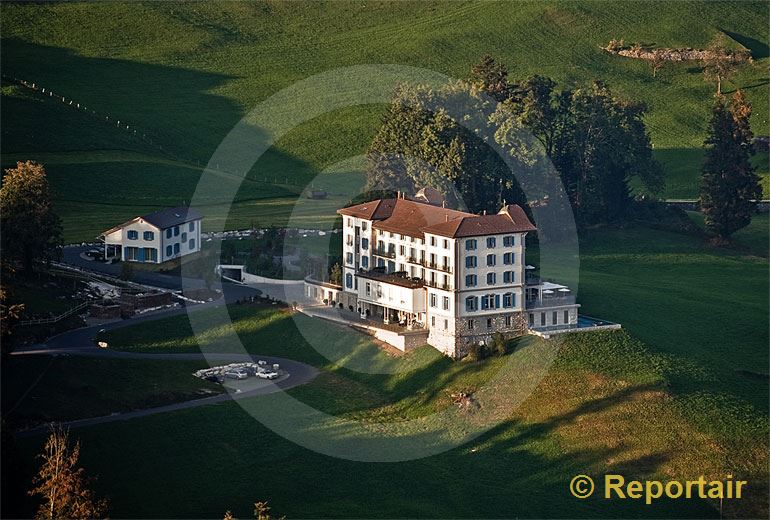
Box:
left=241, top=365, right=258, bottom=376
left=85, top=249, right=104, bottom=260
left=257, top=370, right=279, bottom=380
left=224, top=368, right=249, bottom=380
left=204, top=374, right=224, bottom=384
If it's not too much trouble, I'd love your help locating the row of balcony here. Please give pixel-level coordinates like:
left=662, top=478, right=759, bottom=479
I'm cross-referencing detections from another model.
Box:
left=372, top=249, right=453, bottom=273
left=423, top=279, right=452, bottom=291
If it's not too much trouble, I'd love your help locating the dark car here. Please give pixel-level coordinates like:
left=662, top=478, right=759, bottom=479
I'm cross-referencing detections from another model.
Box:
left=240, top=365, right=258, bottom=376
left=85, top=249, right=105, bottom=261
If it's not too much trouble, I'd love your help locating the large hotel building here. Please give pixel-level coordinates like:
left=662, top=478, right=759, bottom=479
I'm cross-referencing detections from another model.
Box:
left=303, top=189, right=582, bottom=358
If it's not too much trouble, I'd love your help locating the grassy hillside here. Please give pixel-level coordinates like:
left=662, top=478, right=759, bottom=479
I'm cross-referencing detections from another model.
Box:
left=6, top=220, right=767, bottom=518
left=97, top=222, right=768, bottom=516
left=1, top=1, right=768, bottom=240
left=1, top=356, right=223, bottom=431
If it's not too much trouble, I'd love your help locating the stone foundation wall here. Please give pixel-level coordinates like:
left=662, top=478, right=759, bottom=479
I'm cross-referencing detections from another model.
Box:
left=89, top=304, right=122, bottom=319
left=121, top=291, right=173, bottom=310
left=440, top=312, right=527, bottom=358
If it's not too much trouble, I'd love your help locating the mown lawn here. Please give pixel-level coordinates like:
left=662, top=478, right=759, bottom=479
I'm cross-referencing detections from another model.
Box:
left=1, top=356, right=223, bottom=431
left=75, top=221, right=769, bottom=518
left=685, top=211, right=769, bottom=258
left=2, top=1, right=769, bottom=240
left=577, top=222, right=768, bottom=414
left=12, top=316, right=768, bottom=518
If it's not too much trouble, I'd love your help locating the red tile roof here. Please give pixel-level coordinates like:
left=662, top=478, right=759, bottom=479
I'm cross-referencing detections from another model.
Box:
left=374, top=199, right=473, bottom=238
left=338, top=198, right=535, bottom=238
left=424, top=204, right=536, bottom=238
left=338, top=199, right=397, bottom=220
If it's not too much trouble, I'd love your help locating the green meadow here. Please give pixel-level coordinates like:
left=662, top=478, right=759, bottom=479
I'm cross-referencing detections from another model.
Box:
left=1, top=356, right=223, bottom=431
left=1, top=1, right=769, bottom=241
left=5, top=221, right=766, bottom=518
left=2, top=3, right=768, bottom=518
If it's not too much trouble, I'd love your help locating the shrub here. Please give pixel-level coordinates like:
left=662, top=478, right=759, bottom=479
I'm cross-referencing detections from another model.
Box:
left=322, top=298, right=328, bottom=305
left=466, top=343, right=487, bottom=362
left=491, top=332, right=507, bottom=356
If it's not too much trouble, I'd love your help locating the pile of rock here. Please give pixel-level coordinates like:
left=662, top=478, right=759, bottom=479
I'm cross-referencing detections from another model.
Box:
left=604, top=41, right=750, bottom=62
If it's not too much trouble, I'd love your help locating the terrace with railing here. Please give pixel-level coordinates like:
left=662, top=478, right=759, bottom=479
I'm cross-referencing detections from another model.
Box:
left=526, top=294, right=576, bottom=309
left=357, top=268, right=424, bottom=289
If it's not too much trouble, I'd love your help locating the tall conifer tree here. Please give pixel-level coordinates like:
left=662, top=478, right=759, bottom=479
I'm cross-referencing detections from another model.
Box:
left=700, top=92, right=760, bottom=242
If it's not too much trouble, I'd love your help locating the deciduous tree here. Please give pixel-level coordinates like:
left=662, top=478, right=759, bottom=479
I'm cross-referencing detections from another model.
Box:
left=0, top=161, right=62, bottom=274
left=366, top=58, right=662, bottom=227
left=497, top=78, right=663, bottom=224
left=365, top=81, right=528, bottom=214
left=470, top=54, right=514, bottom=102
left=650, top=48, right=665, bottom=78
left=28, top=426, right=107, bottom=520
left=329, top=262, right=342, bottom=285
left=702, top=34, right=750, bottom=95
left=0, top=285, right=25, bottom=342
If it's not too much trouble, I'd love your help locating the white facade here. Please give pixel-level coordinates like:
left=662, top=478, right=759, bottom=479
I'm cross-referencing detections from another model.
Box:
left=102, top=210, right=203, bottom=264
left=158, top=220, right=202, bottom=262
left=333, top=197, right=581, bottom=358
left=328, top=197, right=579, bottom=357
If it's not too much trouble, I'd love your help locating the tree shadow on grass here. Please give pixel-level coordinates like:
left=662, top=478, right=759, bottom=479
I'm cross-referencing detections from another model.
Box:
left=5, top=315, right=728, bottom=518
left=720, top=29, right=770, bottom=60
left=1, top=38, right=323, bottom=238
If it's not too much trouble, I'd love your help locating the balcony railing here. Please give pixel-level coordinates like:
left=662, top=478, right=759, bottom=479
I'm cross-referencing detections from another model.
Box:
left=374, top=249, right=396, bottom=259
left=525, top=295, right=576, bottom=309
left=525, top=274, right=541, bottom=285
left=424, top=280, right=452, bottom=291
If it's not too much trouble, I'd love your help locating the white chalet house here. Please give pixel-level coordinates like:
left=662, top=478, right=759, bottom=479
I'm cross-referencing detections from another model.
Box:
left=305, top=190, right=585, bottom=358
left=101, top=206, right=203, bottom=263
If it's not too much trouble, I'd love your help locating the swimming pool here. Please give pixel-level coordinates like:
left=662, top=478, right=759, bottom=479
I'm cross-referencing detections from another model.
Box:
left=577, top=315, right=617, bottom=328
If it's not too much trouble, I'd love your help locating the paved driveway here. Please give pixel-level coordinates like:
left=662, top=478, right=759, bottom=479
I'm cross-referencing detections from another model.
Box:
left=63, top=245, right=208, bottom=290
left=11, top=267, right=319, bottom=436
left=14, top=355, right=317, bottom=438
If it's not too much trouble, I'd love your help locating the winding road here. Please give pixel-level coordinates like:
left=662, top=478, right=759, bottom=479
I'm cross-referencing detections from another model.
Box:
left=11, top=264, right=320, bottom=437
